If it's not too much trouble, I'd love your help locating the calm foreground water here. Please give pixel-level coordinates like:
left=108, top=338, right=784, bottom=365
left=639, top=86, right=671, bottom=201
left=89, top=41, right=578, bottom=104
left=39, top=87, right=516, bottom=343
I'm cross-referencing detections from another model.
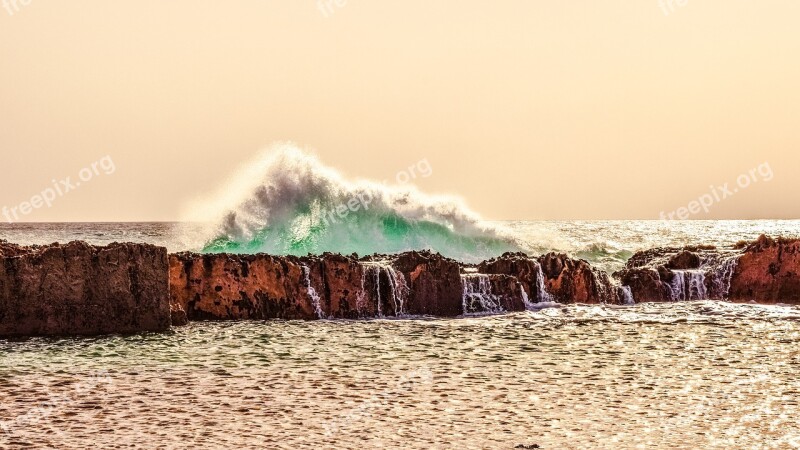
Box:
left=2, top=221, right=800, bottom=448
left=2, top=304, right=800, bottom=449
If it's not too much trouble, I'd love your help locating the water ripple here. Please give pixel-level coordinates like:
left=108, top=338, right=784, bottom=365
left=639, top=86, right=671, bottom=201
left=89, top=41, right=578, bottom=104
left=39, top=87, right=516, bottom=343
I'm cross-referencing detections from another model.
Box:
left=2, top=302, right=800, bottom=449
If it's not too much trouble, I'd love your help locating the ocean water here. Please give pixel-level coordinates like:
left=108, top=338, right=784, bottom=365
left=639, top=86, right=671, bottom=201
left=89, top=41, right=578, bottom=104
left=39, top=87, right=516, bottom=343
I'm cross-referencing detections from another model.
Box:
left=2, top=221, right=800, bottom=449
left=2, top=220, right=799, bottom=271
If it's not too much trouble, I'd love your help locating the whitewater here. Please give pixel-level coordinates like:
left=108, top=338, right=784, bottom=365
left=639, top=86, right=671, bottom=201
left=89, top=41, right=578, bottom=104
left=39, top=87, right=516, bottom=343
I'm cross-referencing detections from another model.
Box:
left=4, top=145, right=798, bottom=274
left=3, top=146, right=800, bottom=448
left=177, top=145, right=524, bottom=262
left=166, top=145, right=799, bottom=274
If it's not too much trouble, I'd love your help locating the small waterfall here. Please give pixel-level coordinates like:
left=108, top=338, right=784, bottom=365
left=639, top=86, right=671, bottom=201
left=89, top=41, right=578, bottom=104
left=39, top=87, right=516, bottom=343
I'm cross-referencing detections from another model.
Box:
left=356, top=269, right=369, bottom=314
left=362, top=262, right=409, bottom=317
left=533, top=262, right=554, bottom=303
left=670, top=270, right=708, bottom=301
left=520, top=286, right=536, bottom=310
left=385, top=266, right=409, bottom=316
left=618, top=285, right=634, bottom=305
left=711, top=256, right=739, bottom=300
left=371, top=265, right=382, bottom=317
left=461, top=274, right=504, bottom=315
left=301, top=265, right=325, bottom=319
left=668, top=254, right=739, bottom=301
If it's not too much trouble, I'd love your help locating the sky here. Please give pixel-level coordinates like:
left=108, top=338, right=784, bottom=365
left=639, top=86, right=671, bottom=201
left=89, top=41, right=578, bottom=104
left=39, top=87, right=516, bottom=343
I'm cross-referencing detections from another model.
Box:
left=1, top=1, right=799, bottom=222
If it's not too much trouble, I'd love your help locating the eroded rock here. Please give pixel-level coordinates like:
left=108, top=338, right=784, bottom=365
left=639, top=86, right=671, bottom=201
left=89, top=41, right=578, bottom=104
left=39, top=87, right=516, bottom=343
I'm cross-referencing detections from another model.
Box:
left=479, top=252, right=621, bottom=304
left=0, top=241, right=170, bottom=337
left=729, top=235, right=800, bottom=303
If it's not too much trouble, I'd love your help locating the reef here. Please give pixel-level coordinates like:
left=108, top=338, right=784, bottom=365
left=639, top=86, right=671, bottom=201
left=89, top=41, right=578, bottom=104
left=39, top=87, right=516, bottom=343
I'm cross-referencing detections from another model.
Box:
left=616, top=235, right=800, bottom=304
left=1, top=235, right=799, bottom=336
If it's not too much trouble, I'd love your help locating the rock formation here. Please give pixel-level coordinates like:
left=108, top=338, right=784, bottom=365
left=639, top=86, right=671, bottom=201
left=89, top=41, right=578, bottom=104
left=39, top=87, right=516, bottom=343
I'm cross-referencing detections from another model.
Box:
left=0, top=241, right=170, bottom=337
left=169, top=252, right=320, bottom=321
left=728, top=235, right=800, bottom=303
left=169, top=250, right=469, bottom=321
left=3, top=235, right=800, bottom=336
left=479, top=252, right=622, bottom=304
left=613, top=237, right=800, bottom=304
left=389, top=251, right=464, bottom=316
left=538, top=252, right=621, bottom=304
left=616, top=245, right=740, bottom=303
left=461, top=273, right=527, bottom=314
left=478, top=252, right=549, bottom=301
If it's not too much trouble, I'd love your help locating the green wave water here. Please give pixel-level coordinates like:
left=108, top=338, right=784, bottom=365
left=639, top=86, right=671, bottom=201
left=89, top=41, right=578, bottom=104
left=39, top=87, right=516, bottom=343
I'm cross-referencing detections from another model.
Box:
left=193, top=145, right=523, bottom=262
left=202, top=208, right=520, bottom=262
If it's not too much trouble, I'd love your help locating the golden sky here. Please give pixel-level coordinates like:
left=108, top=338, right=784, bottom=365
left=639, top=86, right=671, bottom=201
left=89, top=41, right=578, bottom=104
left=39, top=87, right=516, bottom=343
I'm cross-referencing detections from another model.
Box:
left=1, top=1, right=799, bottom=221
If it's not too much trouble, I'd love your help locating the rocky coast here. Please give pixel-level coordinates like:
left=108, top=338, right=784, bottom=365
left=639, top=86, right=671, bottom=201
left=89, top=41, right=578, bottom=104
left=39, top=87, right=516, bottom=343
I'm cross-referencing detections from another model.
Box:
left=2, top=235, right=798, bottom=336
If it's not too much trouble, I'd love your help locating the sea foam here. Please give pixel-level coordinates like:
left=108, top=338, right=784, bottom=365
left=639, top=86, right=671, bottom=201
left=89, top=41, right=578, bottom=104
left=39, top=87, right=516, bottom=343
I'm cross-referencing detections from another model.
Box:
left=180, top=144, right=522, bottom=262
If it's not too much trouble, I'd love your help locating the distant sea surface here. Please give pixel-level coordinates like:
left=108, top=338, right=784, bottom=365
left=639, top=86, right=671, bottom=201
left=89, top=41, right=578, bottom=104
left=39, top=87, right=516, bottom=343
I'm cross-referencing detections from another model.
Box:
left=2, top=221, right=800, bottom=449
left=2, top=220, right=799, bottom=271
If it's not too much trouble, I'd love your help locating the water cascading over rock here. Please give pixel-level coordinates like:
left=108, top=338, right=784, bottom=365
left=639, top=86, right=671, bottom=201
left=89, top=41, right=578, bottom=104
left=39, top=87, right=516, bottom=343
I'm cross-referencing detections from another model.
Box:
left=669, top=270, right=708, bottom=301
left=301, top=265, right=325, bottom=319
left=477, top=252, right=622, bottom=305
left=617, top=247, right=741, bottom=302
left=5, top=235, right=800, bottom=336
left=360, top=261, right=409, bottom=317
left=168, top=250, right=469, bottom=321
left=460, top=273, right=527, bottom=314
left=462, top=274, right=504, bottom=314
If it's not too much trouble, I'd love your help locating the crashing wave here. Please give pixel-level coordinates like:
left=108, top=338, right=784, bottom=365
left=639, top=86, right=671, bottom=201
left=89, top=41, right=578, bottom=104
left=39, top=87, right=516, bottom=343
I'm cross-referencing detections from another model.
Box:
left=182, top=144, right=522, bottom=262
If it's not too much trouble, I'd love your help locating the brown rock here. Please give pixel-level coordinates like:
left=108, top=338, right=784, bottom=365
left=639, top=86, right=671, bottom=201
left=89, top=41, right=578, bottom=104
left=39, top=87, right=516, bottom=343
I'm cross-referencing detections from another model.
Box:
left=538, top=253, right=620, bottom=304
left=169, top=253, right=320, bottom=321
left=0, top=241, right=170, bottom=337
left=479, top=252, right=620, bottom=304
left=667, top=250, right=702, bottom=270
left=461, top=273, right=527, bottom=314
left=617, top=246, right=740, bottom=303
left=304, top=253, right=376, bottom=319
left=169, top=251, right=423, bottom=321
left=478, top=252, right=548, bottom=302
left=617, top=267, right=672, bottom=302
left=729, top=235, right=800, bottom=303
left=387, top=251, right=464, bottom=316
left=170, top=302, right=189, bottom=326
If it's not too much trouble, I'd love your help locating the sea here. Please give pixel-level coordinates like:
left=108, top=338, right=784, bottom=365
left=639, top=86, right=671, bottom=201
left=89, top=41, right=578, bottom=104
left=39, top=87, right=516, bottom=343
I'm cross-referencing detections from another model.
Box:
left=2, top=220, right=800, bottom=449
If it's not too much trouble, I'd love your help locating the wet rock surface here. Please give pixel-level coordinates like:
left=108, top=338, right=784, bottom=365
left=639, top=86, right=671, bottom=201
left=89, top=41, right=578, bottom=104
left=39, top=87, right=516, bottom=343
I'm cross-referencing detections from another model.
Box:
left=478, top=252, right=549, bottom=302
left=4, top=235, right=800, bottom=335
left=538, top=252, right=621, bottom=304
left=461, top=273, right=527, bottom=314
left=389, top=251, right=463, bottom=316
left=169, top=252, right=319, bottom=321
left=616, top=246, right=740, bottom=303
left=170, top=250, right=466, bottom=321
left=729, top=235, right=800, bottom=303
left=479, top=252, right=622, bottom=304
